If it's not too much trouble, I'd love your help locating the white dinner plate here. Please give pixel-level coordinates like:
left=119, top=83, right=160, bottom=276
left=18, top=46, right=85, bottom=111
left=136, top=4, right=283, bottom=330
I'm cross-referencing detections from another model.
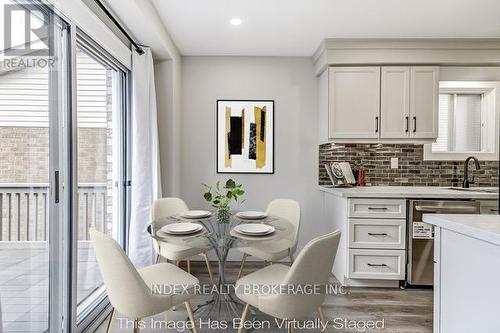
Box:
left=234, top=223, right=275, bottom=236
left=161, top=223, right=203, bottom=235
left=236, top=211, right=268, bottom=220
left=180, top=210, right=212, bottom=219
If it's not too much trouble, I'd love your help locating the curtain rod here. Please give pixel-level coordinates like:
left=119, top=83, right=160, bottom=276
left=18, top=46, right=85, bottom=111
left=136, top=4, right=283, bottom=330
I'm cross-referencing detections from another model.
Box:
left=93, top=0, right=145, bottom=55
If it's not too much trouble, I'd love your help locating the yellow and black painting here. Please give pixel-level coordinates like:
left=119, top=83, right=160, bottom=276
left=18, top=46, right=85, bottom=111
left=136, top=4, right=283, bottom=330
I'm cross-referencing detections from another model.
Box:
left=217, top=100, right=274, bottom=173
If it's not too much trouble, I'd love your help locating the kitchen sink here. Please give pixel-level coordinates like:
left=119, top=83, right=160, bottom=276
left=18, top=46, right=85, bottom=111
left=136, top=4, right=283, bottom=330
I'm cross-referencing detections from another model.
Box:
left=445, top=187, right=499, bottom=194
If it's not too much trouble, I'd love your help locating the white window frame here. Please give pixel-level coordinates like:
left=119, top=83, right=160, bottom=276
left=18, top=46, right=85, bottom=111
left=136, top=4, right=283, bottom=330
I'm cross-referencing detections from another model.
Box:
left=424, top=81, right=499, bottom=161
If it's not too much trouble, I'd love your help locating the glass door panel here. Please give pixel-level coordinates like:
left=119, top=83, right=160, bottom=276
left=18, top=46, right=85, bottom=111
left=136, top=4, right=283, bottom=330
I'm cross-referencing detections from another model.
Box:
left=75, top=41, right=125, bottom=321
left=0, top=1, right=69, bottom=332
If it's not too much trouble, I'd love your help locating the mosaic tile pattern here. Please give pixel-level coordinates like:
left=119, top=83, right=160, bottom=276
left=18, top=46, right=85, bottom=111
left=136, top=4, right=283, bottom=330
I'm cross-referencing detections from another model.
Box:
left=319, top=143, right=499, bottom=187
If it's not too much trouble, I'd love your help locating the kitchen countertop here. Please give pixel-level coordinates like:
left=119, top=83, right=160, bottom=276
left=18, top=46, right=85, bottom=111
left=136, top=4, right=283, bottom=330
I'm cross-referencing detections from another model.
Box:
left=423, top=214, right=500, bottom=246
left=318, top=185, right=499, bottom=199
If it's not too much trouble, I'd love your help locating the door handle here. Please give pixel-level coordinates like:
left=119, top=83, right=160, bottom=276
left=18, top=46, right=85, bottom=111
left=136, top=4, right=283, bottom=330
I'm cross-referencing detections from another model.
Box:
left=415, top=205, right=478, bottom=213
left=375, top=116, right=379, bottom=133
left=368, top=232, right=388, bottom=236
left=54, top=171, right=60, bottom=204
left=405, top=116, right=409, bottom=133
left=413, top=116, right=417, bottom=133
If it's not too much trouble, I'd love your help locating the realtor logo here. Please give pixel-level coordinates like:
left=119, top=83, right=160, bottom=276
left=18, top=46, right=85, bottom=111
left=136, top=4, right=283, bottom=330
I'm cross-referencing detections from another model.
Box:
left=3, top=4, right=52, bottom=56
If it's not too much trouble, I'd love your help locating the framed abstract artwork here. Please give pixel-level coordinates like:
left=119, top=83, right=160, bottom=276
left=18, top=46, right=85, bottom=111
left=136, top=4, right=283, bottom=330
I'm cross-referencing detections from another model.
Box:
left=217, top=100, right=274, bottom=174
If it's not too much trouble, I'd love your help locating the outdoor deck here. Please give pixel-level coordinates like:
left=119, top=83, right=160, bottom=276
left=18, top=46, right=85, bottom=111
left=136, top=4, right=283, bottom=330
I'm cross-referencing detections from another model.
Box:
left=0, top=242, right=101, bottom=332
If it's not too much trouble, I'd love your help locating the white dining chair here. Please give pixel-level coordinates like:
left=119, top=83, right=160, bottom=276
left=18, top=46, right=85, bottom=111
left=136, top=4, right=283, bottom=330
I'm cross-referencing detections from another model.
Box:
left=235, top=230, right=341, bottom=333
left=150, top=197, right=214, bottom=283
left=237, top=199, right=301, bottom=279
left=90, top=228, right=199, bottom=333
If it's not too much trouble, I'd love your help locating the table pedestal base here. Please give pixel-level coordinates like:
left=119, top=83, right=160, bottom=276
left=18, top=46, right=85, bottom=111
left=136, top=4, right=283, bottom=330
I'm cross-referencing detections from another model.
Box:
left=193, top=291, right=245, bottom=322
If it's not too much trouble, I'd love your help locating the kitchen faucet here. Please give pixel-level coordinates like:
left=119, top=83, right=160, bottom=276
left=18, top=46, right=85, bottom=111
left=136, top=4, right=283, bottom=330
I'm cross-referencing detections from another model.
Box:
left=462, top=156, right=481, bottom=188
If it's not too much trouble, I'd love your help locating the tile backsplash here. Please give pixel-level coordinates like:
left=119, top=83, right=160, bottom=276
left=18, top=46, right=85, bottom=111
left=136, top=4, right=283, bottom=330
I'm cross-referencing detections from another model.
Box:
left=319, top=143, right=499, bottom=187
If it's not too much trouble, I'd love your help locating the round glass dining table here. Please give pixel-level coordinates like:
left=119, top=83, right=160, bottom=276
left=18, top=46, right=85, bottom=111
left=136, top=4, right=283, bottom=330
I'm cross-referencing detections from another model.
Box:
left=149, top=212, right=294, bottom=322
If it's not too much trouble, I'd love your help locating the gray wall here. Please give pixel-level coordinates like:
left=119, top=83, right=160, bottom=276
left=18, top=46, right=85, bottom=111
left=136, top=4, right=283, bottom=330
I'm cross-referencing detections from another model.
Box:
left=180, top=56, right=326, bottom=259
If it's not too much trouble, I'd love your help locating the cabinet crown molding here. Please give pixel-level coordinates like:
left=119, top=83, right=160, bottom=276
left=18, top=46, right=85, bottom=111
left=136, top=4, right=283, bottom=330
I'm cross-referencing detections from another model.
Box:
left=313, top=38, right=500, bottom=76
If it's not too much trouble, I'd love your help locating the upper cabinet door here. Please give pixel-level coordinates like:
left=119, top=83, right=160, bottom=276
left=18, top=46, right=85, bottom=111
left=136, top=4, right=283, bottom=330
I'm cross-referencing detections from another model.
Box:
left=318, top=69, right=329, bottom=143
left=380, top=67, right=410, bottom=139
left=328, top=67, right=381, bottom=139
left=410, top=66, right=439, bottom=139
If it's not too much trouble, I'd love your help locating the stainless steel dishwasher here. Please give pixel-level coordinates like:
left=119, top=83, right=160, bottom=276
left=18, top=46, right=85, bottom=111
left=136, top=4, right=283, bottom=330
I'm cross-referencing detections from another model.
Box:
left=407, top=200, right=480, bottom=286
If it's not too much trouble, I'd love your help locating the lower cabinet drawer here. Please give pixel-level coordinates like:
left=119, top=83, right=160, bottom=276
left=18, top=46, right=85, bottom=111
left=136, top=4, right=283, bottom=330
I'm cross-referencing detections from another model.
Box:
left=349, top=219, right=406, bottom=249
left=348, top=249, right=406, bottom=280
left=349, top=199, right=406, bottom=219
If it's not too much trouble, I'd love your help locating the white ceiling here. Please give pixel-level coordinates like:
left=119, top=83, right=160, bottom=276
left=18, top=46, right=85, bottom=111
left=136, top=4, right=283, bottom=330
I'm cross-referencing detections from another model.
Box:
left=151, top=0, right=500, bottom=56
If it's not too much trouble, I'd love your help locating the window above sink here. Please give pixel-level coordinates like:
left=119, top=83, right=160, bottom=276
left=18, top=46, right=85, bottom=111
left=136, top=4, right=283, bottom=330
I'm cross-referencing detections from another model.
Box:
left=424, top=81, right=499, bottom=161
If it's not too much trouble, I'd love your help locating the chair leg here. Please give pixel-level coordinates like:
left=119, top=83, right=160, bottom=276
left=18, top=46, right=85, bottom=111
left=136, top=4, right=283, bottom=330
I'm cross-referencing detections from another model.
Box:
left=185, top=301, right=198, bottom=333
left=134, top=318, right=141, bottom=333
left=237, top=253, right=248, bottom=280
left=187, top=259, right=191, bottom=274
left=105, top=308, right=115, bottom=333
left=155, top=254, right=161, bottom=264
left=317, top=306, right=328, bottom=333
left=202, top=253, right=214, bottom=284
left=288, top=248, right=294, bottom=265
left=172, top=260, right=181, bottom=310
left=237, top=303, right=250, bottom=333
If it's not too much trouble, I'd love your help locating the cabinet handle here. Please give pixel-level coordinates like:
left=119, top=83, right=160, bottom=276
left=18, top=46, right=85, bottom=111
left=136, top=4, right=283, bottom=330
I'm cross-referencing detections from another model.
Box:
left=405, top=116, right=409, bottom=133
left=367, top=263, right=388, bottom=267
left=413, top=116, right=417, bottom=133
left=367, top=207, right=388, bottom=210
left=368, top=232, right=388, bottom=236
left=375, top=116, right=379, bottom=133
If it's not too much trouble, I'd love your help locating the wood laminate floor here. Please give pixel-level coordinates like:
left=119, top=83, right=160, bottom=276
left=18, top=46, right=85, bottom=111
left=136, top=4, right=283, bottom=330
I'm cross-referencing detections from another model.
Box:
left=94, top=261, right=432, bottom=333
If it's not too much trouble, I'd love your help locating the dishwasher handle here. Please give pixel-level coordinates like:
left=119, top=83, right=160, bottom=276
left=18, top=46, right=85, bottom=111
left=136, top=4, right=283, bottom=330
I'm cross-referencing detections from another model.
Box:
left=415, top=205, right=478, bottom=213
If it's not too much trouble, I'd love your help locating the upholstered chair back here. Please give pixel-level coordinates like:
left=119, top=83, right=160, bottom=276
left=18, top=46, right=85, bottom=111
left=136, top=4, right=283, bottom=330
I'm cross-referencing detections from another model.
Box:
left=258, top=230, right=341, bottom=319
left=266, top=199, right=301, bottom=250
left=90, top=229, right=161, bottom=317
left=151, top=197, right=189, bottom=221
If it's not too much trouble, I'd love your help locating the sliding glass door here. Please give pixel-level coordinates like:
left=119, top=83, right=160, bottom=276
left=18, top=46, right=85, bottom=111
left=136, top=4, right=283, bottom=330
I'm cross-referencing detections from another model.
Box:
left=0, top=2, right=129, bottom=332
left=74, top=34, right=128, bottom=329
left=0, top=1, right=70, bottom=332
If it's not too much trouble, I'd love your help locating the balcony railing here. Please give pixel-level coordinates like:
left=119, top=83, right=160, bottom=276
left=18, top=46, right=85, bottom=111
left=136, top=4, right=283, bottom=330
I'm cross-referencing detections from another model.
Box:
left=0, top=183, right=108, bottom=241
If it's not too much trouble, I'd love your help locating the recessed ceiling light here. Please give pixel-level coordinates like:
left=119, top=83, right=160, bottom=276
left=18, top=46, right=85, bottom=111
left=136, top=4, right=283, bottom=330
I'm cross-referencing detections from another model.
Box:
left=230, top=18, right=242, bottom=26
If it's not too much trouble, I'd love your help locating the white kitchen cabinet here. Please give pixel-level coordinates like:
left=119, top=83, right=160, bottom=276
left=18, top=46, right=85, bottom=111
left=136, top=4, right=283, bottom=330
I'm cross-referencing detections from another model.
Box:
left=349, top=198, right=406, bottom=219
left=348, top=249, right=406, bottom=280
left=328, top=67, right=380, bottom=139
left=319, top=65, right=439, bottom=142
left=410, top=66, right=439, bottom=139
left=380, top=67, right=411, bottom=139
left=349, top=219, right=406, bottom=249
left=318, top=69, right=329, bottom=142
left=323, top=192, right=407, bottom=287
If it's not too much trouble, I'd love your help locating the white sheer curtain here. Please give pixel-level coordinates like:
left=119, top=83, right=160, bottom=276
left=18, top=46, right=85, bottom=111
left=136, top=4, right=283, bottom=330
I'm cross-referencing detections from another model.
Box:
left=129, top=48, right=162, bottom=268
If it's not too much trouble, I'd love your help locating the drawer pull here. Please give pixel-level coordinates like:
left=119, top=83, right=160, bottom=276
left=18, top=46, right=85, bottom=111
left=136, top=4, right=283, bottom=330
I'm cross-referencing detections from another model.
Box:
left=367, top=263, right=388, bottom=267
left=367, top=207, right=389, bottom=211
left=367, top=232, right=388, bottom=236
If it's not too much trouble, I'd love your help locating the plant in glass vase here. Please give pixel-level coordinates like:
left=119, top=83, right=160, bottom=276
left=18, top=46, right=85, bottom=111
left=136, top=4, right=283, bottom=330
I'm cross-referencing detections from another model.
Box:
left=203, top=179, right=245, bottom=223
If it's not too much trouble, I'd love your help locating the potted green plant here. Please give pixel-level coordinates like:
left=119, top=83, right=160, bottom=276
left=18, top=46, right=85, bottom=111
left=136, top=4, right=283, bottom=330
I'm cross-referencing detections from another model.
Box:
left=203, top=179, right=245, bottom=223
